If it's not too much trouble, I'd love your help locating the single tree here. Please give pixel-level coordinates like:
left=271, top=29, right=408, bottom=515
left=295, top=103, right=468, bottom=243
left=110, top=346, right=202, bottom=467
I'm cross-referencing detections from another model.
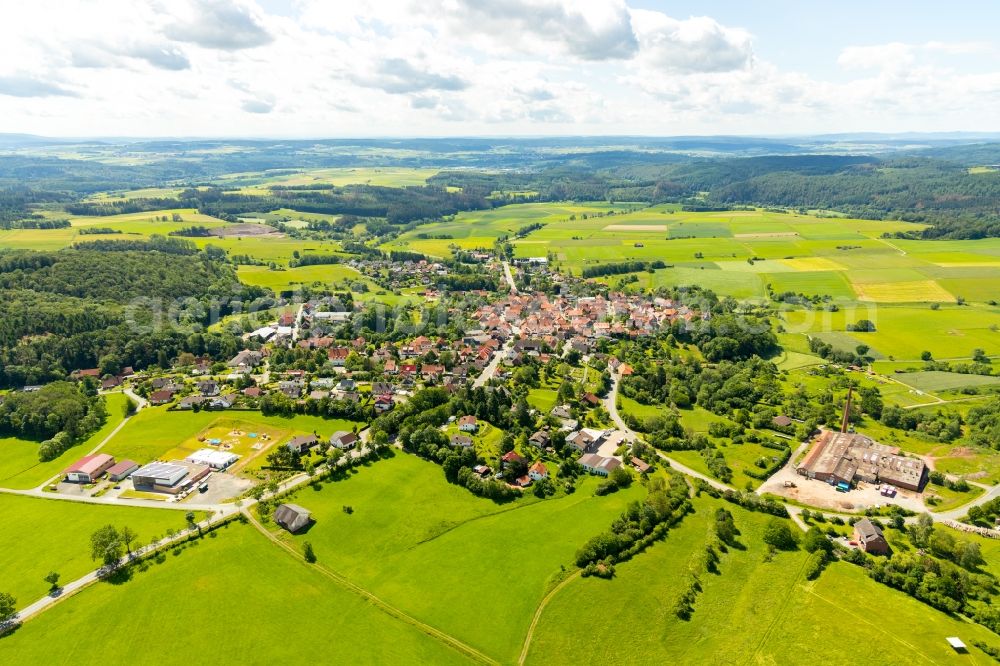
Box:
left=44, top=571, right=60, bottom=592
left=0, top=592, right=16, bottom=624
left=90, top=525, right=123, bottom=567
left=303, top=541, right=317, bottom=563
left=120, top=526, right=138, bottom=555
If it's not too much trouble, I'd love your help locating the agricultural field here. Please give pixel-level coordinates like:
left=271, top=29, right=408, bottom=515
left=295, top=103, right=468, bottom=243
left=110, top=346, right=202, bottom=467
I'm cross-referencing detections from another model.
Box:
left=381, top=202, right=623, bottom=257
left=0, top=493, right=203, bottom=608
left=0, top=394, right=129, bottom=490
left=262, top=452, right=645, bottom=664
left=525, top=496, right=1000, bottom=664
left=237, top=263, right=415, bottom=306
left=781, top=303, right=1000, bottom=361
left=0, top=522, right=473, bottom=665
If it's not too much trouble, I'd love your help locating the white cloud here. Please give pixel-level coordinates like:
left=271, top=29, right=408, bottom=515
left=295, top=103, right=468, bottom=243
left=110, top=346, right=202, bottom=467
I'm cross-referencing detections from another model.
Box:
left=0, top=1, right=996, bottom=135
left=0, top=74, right=78, bottom=98
left=164, top=0, right=274, bottom=50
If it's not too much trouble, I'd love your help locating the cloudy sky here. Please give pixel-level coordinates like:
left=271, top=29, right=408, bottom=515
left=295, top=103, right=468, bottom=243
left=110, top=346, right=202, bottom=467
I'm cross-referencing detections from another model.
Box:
left=1, top=0, right=998, bottom=137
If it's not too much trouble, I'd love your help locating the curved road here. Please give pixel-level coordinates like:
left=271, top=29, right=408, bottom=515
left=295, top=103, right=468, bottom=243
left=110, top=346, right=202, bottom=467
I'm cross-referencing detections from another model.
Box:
left=603, top=371, right=733, bottom=494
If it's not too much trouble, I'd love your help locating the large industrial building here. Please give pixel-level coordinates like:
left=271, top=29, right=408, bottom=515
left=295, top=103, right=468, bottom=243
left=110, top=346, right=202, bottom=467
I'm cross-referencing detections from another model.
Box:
left=132, top=461, right=211, bottom=494
left=797, top=431, right=927, bottom=492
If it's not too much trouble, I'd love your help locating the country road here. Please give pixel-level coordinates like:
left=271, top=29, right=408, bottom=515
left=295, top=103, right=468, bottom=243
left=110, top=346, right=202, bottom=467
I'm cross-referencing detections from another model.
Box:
left=603, top=370, right=733, bottom=493
left=502, top=260, right=518, bottom=294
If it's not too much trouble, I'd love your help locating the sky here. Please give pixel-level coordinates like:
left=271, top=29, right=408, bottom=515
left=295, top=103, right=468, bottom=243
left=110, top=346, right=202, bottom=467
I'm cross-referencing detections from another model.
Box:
left=1, top=0, right=999, bottom=138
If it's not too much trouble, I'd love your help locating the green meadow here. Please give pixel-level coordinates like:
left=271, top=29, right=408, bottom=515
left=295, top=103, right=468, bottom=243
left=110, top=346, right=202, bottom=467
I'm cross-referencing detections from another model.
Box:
left=0, top=493, right=202, bottom=607
left=0, top=394, right=129, bottom=490
left=525, top=496, right=1000, bottom=665
left=264, top=452, right=645, bottom=664
left=0, top=522, right=473, bottom=665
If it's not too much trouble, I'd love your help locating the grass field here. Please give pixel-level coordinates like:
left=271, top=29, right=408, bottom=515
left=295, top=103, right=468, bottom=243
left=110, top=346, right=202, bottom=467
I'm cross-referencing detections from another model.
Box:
left=0, top=394, right=129, bottom=490
left=264, top=452, right=645, bottom=663
left=668, top=440, right=784, bottom=489
left=0, top=493, right=202, bottom=607
left=100, top=411, right=361, bottom=466
left=0, top=522, right=474, bottom=665
left=525, top=496, right=1000, bottom=664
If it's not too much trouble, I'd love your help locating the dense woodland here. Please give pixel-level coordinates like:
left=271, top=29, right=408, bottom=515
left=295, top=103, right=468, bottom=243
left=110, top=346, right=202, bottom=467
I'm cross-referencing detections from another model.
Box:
left=0, top=245, right=262, bottom=388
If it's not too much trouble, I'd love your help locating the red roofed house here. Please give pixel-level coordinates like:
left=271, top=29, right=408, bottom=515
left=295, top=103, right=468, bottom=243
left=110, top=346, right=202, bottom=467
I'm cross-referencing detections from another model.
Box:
left=528, top=461, right=549, bottom=481
left=502, top=450, right=525, bottom=465
left=149, top=390, right=174, bottom=406
left=328, top=348, right=350, bottom=366
left=65, top=454, right=116, bottom=483
left=458, top=415, right=478, bottom=432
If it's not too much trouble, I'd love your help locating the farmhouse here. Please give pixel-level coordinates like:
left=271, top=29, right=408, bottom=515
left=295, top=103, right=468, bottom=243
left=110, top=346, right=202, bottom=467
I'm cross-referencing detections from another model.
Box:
left=274, top=504, right=312, bottom=533
left=64, top=454, right=116, bottom=483
left=797, top=431, right=927, bottom=492
left=107, top=459, right=139, bottom=482
left=185, top=449, right=239, bottom=470
left=578, top=453, right=621, bottom=476
left=853, top=518, right=890, bottom=555
left=458, top=415, right=478, bottom=432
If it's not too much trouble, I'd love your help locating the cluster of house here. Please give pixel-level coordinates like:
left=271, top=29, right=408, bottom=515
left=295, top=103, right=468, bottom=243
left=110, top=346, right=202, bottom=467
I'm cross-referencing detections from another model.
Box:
left=471, top=292, right=704, bottom=348
left=285, top=430, right=360, bottom=456
left=797, top=431, right=928, bottom=492
left=70, top=366, right=135, bottom=390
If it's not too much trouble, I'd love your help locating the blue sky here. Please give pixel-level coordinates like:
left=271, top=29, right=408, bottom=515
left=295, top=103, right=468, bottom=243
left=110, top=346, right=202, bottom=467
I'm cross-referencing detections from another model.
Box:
left=0, top=0, right=997, bottom=137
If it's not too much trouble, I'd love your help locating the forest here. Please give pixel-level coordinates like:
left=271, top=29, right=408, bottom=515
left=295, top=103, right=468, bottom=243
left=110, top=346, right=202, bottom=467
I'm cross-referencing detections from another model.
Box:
left=0, top=246, right=262, bottom=388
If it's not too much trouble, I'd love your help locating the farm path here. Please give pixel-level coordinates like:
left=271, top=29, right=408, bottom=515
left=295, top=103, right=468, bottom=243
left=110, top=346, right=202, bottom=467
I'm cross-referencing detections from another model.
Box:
left=244, top=509, right=498, bottom=665
left=517, top=570, right=582, bottom=665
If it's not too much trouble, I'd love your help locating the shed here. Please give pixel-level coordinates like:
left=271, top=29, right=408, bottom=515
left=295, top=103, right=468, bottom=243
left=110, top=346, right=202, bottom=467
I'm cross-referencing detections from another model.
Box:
left=107, top=459, right=140, bottom=482
left=274, top=504, right=312, bottom=533
left=946, top=637, right=967, bottom=652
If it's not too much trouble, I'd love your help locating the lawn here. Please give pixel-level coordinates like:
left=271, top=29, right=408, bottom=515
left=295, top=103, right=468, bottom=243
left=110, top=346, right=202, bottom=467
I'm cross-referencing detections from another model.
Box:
left=0, top=493, right=202, bottom=608
left=0, top=522, right=473, bottom=665
left=263, top=452, right=645, bottom=664
left=0, top=393, right=129, bottom=490
left=526, top=496, right=1000, bottom=664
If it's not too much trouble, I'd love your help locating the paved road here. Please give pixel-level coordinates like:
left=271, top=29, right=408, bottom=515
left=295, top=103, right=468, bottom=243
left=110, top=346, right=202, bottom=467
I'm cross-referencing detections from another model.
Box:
left=501, top=261, right=518, bottom=294
left=603, top=370, right=733, bottom=494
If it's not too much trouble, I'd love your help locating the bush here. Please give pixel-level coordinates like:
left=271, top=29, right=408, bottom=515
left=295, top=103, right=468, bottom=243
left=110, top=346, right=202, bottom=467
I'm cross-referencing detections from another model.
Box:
left=762, top=519, right=798, bottom=550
